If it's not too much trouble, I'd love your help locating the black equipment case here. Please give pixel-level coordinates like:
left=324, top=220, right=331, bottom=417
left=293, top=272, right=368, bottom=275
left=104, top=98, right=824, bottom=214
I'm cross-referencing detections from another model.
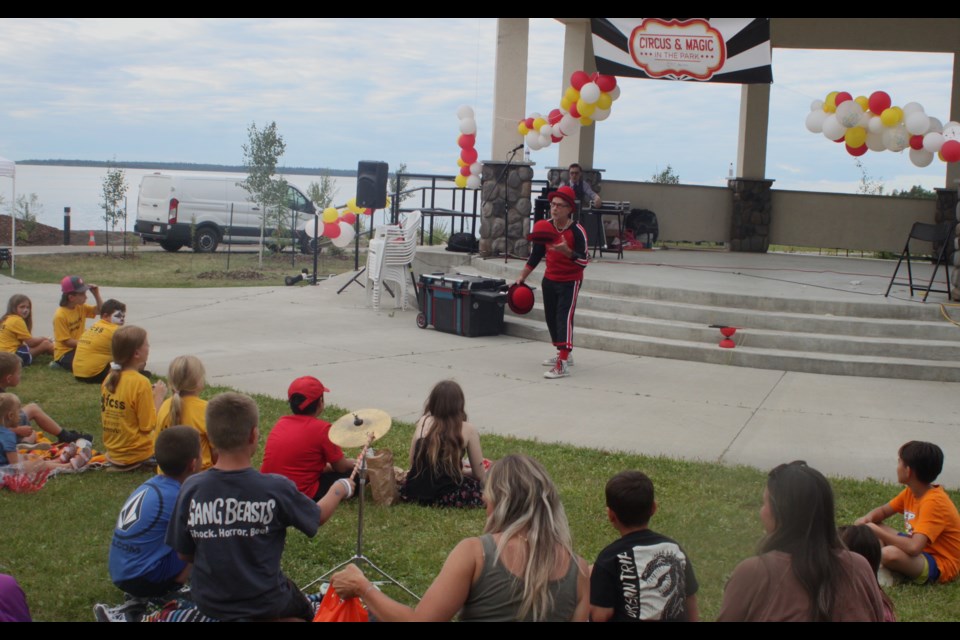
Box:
left=417, top=273, right=507, bottom=337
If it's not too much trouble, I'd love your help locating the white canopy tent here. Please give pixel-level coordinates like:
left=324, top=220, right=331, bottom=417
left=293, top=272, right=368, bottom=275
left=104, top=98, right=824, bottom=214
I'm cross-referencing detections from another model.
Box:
left=0, top=156, right=15, bottom=276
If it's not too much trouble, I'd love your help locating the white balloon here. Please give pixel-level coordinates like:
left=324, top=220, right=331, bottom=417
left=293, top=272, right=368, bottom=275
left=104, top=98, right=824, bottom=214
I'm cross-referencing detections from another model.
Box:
left=302, top=219, right=323, bottom=238
left=805, top=110, right=827, bottom=134
left=538, top=134, right=552, bottom=147
left=539, top=124, right=553, bottom=138
left=558, top=114, right=580, bottom=135
left=857, top=112, right=872, bottom=128
left=608, top=85, right=621, bottom=101
left=466, top=175, right=481, bottom=189
left=905, top=112, right=931, bottom=136
left=927, top=117, right=943, bottom=133
left=592, top=107, right=611, bottom=121
left=579, top=82, right=601, bottom=104
left=530, top=112, right=542, bottom=120
left=469, top=162, right=482, bottom=176
left=835, top=101, right=863, bottom=128
left=331, top=221, right=356, bottom=248
left=882, top=124, right=910, bottom=152
left=923, top=131, right=945, bottom=153
left=942, top=123, right=960, bottom=141
left=909, top=148, right=934, bottom=167
left=458, top=118, right=477, bottom=135
left=810, top=99, right=824, bottom=112
left=456, top=105, right=474, bottom=120
left=821, top=115, right=846, bottom=140
left=865, top=131, right=886, bottom=152
left=902, top=101, right=924, bottom=115
left=867, top=116, right=884, bottom=134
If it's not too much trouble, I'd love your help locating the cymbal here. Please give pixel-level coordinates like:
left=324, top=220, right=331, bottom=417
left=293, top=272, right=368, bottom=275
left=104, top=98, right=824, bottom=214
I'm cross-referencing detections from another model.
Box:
left=329, top=408, right=392, bottom=447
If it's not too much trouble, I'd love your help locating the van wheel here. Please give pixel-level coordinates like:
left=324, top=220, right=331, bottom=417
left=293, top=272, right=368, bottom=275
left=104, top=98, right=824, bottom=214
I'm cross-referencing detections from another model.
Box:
left=160, top=240, right=183, bottom=252
left=193, top=228, right=219, bottom=253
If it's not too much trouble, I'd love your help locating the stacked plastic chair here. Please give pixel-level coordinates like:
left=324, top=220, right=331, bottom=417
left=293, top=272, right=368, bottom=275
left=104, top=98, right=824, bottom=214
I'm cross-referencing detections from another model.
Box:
left=367, top=210, right=421, bottom=310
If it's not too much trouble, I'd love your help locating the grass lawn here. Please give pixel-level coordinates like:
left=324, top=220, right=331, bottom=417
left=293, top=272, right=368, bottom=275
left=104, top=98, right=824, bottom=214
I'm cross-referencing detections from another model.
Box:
left=6, top=250, right=359, bottom=288
left=2, top=360, right=958, bottom=621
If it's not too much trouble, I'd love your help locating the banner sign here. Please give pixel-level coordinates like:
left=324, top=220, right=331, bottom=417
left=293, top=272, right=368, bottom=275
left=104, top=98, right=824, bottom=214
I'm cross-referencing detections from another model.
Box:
left=591, top=18, right=773, bottom=84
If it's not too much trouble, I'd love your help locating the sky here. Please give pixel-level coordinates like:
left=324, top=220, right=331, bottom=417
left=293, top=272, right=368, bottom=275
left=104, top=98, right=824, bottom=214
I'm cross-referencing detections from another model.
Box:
left=0, top=18, right=955, bottom=194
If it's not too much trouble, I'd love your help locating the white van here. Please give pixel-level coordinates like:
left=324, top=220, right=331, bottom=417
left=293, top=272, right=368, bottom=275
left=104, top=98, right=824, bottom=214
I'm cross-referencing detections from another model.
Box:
left=134, top=173, right=317, bottom=252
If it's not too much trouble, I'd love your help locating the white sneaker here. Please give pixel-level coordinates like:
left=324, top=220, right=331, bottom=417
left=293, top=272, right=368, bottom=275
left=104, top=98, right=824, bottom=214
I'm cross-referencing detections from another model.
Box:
left=542, top=355, right=574, bottom=367
left=543, top=360, right=570, bottom=379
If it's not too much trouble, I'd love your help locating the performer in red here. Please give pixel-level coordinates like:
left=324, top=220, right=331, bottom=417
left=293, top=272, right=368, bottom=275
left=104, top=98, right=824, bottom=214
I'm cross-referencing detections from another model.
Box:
left=516, top=186, right=588, bottom=379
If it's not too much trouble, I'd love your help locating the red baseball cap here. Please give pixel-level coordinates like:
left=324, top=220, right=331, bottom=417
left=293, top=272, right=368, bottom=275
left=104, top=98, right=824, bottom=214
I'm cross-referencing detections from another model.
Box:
left=288, top=376, right=330, bottom=410
left=61, top=275, right=89, bottom=294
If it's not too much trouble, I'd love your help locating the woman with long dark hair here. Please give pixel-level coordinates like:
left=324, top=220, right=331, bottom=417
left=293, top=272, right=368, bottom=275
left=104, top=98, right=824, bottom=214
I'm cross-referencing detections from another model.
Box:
left=333, top=454, right=589, bottom=621
left=718, top=461, right=886, bottom=622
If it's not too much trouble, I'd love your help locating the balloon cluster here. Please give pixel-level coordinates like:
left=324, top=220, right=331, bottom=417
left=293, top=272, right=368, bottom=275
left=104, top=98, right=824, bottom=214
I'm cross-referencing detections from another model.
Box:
left=305, top=196, right=389, bottom=248
left=805, top=90, right=959, bottom=167
left=456, top=105, right=482, bottom=189
left=518, top=71, right=621, bottom=152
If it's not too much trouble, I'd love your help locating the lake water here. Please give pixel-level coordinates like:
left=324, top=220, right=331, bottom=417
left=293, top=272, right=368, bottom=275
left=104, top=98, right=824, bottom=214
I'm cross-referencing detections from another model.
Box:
left=0, top=165, right=374, bottom=231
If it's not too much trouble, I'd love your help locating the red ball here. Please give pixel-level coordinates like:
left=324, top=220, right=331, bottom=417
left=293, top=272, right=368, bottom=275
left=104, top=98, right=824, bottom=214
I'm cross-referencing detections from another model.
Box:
left=570, top=70, right=590, bottom=90
left=341, top=212, right=357, bottom=225
left=868, top=91, right=891, bottom=115
left=941, top=139, right=960, bottom=163
left=458, top=134, right=475, bottom=149
left=460, top=165, right=472, bottom=177
left=323, top=221, right=341, bottom=239
left=460, top=147, right=478, bottom=165
left=595, top=74, right=617, bottom=93
left=568, top=102, right=581, bottom=119
left=835, top=91, right=852, bottom=106
left=548, top=109, right=563, bottom=125
left=846, top=143, right=868, bottom=157
left=910, top=135, right=925, bottom=151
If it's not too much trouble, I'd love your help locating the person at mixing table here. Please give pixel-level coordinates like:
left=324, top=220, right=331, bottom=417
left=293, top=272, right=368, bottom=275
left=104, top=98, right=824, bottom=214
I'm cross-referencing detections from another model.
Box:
left=562, top=163, right=602, bottom=209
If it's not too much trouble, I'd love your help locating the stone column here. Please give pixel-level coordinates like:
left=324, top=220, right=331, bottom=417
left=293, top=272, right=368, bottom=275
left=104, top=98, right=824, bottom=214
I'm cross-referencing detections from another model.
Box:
left=728, top=178, right=774, bottom=253
left=480, top=162, right=534, bottom=257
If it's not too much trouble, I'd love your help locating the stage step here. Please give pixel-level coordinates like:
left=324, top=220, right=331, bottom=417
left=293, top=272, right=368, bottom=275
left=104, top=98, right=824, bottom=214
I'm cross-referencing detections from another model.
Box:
left=464, top=258, right=960, bottom=382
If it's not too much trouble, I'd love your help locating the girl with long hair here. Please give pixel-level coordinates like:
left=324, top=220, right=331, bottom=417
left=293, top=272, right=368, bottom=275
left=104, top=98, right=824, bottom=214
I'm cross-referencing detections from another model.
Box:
left=101, top=326, right=167, bottom=470
left=400, top=380, right=485, bottom=507
left=332, top=454, right=589, bottom=621
left=156, top=355, right=214, bottom=469
left=0, top=295, right=53, bottom=365
left=718, top=461, right=886, bottom=621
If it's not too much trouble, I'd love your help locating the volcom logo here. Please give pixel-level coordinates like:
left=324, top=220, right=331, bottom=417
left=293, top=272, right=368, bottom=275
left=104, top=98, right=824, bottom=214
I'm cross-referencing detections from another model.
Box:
left=117, top=489, right=147, bottom=531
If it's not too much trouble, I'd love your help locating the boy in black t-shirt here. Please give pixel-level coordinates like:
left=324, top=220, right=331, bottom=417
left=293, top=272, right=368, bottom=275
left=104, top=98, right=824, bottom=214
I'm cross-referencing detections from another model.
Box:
left=166, top=392, right=354, bottom=621
left=590, top=471, right=699, bottom=622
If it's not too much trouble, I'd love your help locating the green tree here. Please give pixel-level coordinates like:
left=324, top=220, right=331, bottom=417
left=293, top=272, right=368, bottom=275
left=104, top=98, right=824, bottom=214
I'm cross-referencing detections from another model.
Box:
left=389, top=162, right=410, bottom=204
left=241, top=121, right=288, bottom=265
left=13, top=193, right=42, bottom=243
left=854, top=159, right=884, bottom=196
left=101, top=166, right=129, bottom=254
left=649, top=165, right=680, bottom=184
left=891, top=184, right=937, bottom=199
left=306, top=171, right=339, bottom=210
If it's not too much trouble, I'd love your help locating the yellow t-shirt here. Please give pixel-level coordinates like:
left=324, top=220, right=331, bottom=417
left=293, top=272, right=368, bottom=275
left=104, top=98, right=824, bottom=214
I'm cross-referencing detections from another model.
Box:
left=73, top=319, right=118, bottom=378
left=0, top=315, right=31, bottom=353
left=157, top=394, right=214, bottom=470
left=53, top=304, right=97, bottom=360
left=101, top=370, right=158, bottom=466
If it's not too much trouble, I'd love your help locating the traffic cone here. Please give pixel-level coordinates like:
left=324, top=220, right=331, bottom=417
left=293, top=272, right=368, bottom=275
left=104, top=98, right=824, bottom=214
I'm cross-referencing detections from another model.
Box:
left=88, top=231, right=95, bottom=246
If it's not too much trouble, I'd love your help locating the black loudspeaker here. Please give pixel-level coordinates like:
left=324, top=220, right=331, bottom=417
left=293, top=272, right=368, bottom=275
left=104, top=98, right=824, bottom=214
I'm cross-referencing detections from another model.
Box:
left=356, top=161, right=388, bottom=209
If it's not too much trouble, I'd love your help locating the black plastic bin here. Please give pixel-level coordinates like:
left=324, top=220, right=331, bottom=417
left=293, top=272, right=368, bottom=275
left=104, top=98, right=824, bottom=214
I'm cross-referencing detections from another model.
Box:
left=416, top=273, right=507, bottom=337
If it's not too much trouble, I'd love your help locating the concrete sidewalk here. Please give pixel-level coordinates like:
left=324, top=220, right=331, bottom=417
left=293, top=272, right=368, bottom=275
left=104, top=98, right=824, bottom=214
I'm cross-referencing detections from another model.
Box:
left=4, top=262, right=957, bottom=489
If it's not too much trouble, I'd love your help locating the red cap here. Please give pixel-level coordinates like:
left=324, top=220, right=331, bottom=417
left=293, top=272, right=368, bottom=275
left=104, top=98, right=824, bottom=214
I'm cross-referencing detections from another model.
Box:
left=547, top=185, right=577, bottom=209
left=507, top=282, right=535, bottom=315
left=288, top=376, right=330, bottom=410
left=61, top=275, right=89, bottom=294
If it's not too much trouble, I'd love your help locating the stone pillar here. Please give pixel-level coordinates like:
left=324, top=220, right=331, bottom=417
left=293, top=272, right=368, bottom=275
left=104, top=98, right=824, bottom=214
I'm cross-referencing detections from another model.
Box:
left=480, top=162, right=534, bottom=257
left=728, top=178, right=774, bottom=253
left=491, top=19, right=529, bottom=161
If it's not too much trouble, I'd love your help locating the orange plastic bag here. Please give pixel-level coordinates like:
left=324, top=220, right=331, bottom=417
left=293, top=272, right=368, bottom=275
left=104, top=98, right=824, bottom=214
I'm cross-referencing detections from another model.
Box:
left=313, top=585, right=369, bottom=623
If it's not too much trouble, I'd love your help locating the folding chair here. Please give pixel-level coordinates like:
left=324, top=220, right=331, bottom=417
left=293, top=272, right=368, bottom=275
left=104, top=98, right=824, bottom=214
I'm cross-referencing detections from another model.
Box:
left=884, top=221, right=954, bottom=302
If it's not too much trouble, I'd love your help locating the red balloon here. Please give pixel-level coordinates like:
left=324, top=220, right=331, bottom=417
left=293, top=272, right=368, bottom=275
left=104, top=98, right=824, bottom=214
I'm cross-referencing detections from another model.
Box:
left=910, top=135, right=925, bottom=151
left=595, top=74, right=617, bottom=93
left=568, top=101, right=581, bottom=119
left=524, top=117, right=535, bottom=129
left=835, top=91, right=852, bottom=106
left=941, top=139, right=960, bottom=163
left=551, top=135, right=564, bottom=143
left=364, top=208, right=374, bottom=216
left=548, top=109, right=563, bottom=125
left=868, top=91, right=891, bottom=115
left=570, top=70, right=590, bottom=90
left=460, top=147, right=478, bottom=164
left=323, top=221, right=341, bottom=238
left=341, top=212, right=357, bottom=225
left=460, top=165, right=472, bottom=177
left=833, top=136, right=845, bottom=143
left=458, top=134, right=475, bottom=149
left=846, top=143, right=868, bottom=157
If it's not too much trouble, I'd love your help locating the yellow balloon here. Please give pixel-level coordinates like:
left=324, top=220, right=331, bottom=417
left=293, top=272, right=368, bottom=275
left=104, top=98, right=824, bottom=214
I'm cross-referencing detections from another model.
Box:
left=577, top=99, right=596, bottom=117
left=455, top=174, right=468, bottom=188
left=824, top=91, right=839, bottom=113
left=565, top=86, right=580, bottom=103
left=844, top=126, right=867, bottom=148
left=596, top=92, right=612, bottom=110
left=457, top=158, right=468, bottom=167
left=385, top=196, right=391, bottom=208
left=854, top=96, right=869, bottom=112
left=580, top=115, right=594, bottom=127
left=518, top=122, right=529, bottom=136
left=322, top=207, right=339, bottom=223
left=560, top=97, right=573, bottom=112
left=533, top=117, right=547, bottom=132
left=880, top=107, right=903, bottom=127
left=347, top=197, right=360, bottom=213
